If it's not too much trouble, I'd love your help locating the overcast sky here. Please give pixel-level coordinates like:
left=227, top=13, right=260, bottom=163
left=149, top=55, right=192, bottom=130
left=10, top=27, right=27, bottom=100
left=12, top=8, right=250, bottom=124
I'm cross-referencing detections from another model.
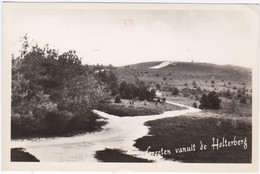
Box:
left=3, top=3, right=258, bottom=68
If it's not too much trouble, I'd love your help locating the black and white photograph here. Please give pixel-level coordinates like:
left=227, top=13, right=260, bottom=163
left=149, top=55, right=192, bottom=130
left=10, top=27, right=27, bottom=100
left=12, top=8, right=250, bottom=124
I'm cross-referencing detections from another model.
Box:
left=2, top=2, right=259, bottom=172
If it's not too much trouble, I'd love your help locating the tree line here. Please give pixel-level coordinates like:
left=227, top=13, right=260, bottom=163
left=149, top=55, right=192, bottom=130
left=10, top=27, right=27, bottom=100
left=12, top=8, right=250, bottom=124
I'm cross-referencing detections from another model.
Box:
left=97, top=70, right=156, bottom=102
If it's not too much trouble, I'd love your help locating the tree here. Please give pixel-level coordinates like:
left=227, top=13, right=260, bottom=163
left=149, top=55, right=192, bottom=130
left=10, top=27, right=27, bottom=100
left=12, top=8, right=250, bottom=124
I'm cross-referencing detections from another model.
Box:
left=199, top=91, right=221, bottom=110
left=207, top=91, right=221, bottom=109
left=97, top=70, right=119, bottom=96
left=119, top=80, right=155, bottom=101
left=11, top=35, right=110, bottom=138
left=115, top=94, right=121, bottom=103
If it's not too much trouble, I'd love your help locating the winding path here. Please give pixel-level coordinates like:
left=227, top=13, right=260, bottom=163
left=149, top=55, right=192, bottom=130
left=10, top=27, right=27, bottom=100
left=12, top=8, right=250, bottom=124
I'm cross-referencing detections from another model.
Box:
left=11, top=101, right=200, bottom=162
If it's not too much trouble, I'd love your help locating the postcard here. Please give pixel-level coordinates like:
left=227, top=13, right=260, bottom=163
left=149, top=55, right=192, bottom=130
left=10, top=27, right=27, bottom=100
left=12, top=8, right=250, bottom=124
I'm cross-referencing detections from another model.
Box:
left=2, top=2, right=259, bottom=172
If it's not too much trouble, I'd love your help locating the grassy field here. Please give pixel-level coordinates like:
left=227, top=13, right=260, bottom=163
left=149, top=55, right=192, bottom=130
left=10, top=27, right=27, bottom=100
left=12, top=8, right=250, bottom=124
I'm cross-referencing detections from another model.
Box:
left=95, top=148, right=152, bottom=162
left=99, top=99, right=187, bottom=116
left=134, top=112, right=252, bottom=163
left=112, top=61, right=252, bottom=115
left=167, top=95, right=252, bottom=117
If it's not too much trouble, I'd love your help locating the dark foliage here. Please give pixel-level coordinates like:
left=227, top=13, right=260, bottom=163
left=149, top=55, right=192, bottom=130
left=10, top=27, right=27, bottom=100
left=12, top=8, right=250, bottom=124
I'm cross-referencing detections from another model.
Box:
left=11, top=35, right=109, bottom=138
left=11, top=148, right=40, bottom=162
left=119, top=80, right=155, bottom=101
left=240, top=96, right=247, bottom=104
left=171, top=87, right=179, bottom=96
left=199, top=91, right=221, bottom=110
left=115, top=94, right=121, bottom=103
left=218, top=89, right=233, bottom=99
left=95, top=148, right=152, bottom=162
left=97, top=70, right=119, bottom=96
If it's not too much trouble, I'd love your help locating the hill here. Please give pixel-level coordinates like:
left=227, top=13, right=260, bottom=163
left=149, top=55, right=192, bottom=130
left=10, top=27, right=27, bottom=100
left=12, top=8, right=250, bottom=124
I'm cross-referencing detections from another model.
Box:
left=112, top=61, right=252, bottom=92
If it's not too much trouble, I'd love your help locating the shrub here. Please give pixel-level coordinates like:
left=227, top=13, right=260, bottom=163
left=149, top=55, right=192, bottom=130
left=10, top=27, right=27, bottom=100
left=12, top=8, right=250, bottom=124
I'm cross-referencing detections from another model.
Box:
left=195, top=87, right=202, bottom=94
left=111, top=87, right=119, bottom=96
left=182, top=87, right=190, bottom=97
left=115, top=94, right=121, bottom=103
left=240, top=96, right=247, bottom=104
left=192, top=81, right=197, bottom=88
left=199, top=91, right=221, bottom=110
left=44, top=111, right=68, bottom=135
left=11, top=35, right=110, bottom=138
left=193, top=102, right=197, bottom=108
left=218, top=89, right=232, bottom=99
left=171, top=87, right=179, bottom=96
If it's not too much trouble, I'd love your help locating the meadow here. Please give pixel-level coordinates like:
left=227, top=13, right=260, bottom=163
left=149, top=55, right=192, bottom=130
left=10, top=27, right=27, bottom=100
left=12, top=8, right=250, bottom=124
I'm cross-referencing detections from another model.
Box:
left=134, top=112, right=252, bottom=163
left=98, top=99, right=186, bottom=116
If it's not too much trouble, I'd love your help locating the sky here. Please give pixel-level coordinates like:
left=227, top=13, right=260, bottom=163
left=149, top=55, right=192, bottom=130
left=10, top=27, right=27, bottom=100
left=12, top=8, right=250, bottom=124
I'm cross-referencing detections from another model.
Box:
left=3, top=3, right=258, bottom=68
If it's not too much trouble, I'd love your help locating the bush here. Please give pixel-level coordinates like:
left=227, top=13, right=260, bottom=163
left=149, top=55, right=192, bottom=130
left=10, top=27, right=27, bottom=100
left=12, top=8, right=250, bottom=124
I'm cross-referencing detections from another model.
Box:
left=44, top=111, right=68, bottom=135
left=171, top=87, right=179, bottom=96
left=240, top=96, right=247, bottom=104
left=192, top=81, right=197, bottom=88
left=182, top=87, right=190, bottom=97
left=199, top=91, right=221, bottom=110
left=218, top=89, right=232, bottom=99
left=192, top=102, right=197, bottom=108
left=194, top=94, right=199, bottom=100
left=115, top=94, right=121, bottom=103
left=195, top=87, right=202, bottom=94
